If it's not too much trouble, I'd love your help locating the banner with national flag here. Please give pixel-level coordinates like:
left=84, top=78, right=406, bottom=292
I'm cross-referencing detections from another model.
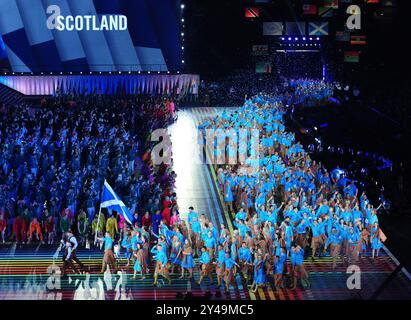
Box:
left=245, top=7, right=260, bottom=18
left=367, top=0, right=380, bottom=3
left=324, top=0, right=339, bottom=8
left=303, top=4, right=317, bottom=15
left=285, top=22, right=306, bottom=35
left=350, top=35, right=366, bottom=45
left=263, top=22, right=284, bottom=35
left=101, top=180, right=134, bottom=225
left=344, top=51, right=360, bottom=62
left=308, top=22, right=329, bottom=36
left=318, top=6, right=333, bottom=17
left=336, top=31, right=350, bottom=41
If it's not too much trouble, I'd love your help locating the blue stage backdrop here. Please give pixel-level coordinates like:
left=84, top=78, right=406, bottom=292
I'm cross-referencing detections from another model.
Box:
left=0, top=0, right=182, bottom=73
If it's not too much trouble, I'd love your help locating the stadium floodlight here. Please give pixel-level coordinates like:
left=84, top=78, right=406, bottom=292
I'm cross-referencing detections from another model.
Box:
left=316, top=37, right=320, bottom=40
left=309, top=37, right=313, bottom=40
left=181, top=4, right=185, bottom=9
left=288, top=37, right=291, bottom=40
left=295, top=37, right=298, bottom=40
left=281, top=37, right=284, bottom=40
left=303, top=37, right=306, bottom=40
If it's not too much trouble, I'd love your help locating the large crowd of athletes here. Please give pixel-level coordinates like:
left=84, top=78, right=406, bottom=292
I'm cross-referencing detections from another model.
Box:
left=0, top=78, right=385, bottom=293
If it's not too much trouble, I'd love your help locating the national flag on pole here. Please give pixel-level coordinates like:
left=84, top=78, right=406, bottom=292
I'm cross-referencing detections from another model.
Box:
left=351, top=35, right=366, bottom=45
left=303, top=4, right=317, bottom=15
left=245, top=7, right=260, bottom=18
left=308, top=22, right=329, bottom=35
left=263, top=22, right=284, bottom=35
left=344, top=51, right=360, bottom=62
left=101, top=180, right=134, bottom=225
left=324, top=0, right=339, bottom=8
left=318, top=6, right=333, bottom=17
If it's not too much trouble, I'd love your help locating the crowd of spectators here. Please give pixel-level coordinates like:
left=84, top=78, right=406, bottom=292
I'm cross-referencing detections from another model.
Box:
left=0, top=94, right=177, bottom=245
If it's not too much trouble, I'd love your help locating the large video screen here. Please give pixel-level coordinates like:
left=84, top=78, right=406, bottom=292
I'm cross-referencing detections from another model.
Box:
left=0, top=0, right=182, bottom=73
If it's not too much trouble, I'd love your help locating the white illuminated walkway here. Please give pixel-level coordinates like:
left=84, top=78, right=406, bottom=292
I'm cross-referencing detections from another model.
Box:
left=167, top=107, right=225, bottom=225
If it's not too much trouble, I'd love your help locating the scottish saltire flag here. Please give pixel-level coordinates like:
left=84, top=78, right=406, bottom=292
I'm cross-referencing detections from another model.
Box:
left=308, top=22, right=329, bottom=36
left=101, top=180, right=134, bottom=225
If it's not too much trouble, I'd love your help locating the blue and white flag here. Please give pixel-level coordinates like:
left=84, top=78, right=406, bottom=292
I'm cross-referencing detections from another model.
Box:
left=308, top=22, right=329, bottom=36
left=101, top=180, right=134, bottom=225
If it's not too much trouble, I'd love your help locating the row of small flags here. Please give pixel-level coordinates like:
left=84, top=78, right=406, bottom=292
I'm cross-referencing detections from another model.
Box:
left=343, top=34, right=365, bottom=62
left=248, top=1, right=384, bottom=64
left=263, top=21, right=330, bottom=36
left=247, top=0, right=391, bottom=19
